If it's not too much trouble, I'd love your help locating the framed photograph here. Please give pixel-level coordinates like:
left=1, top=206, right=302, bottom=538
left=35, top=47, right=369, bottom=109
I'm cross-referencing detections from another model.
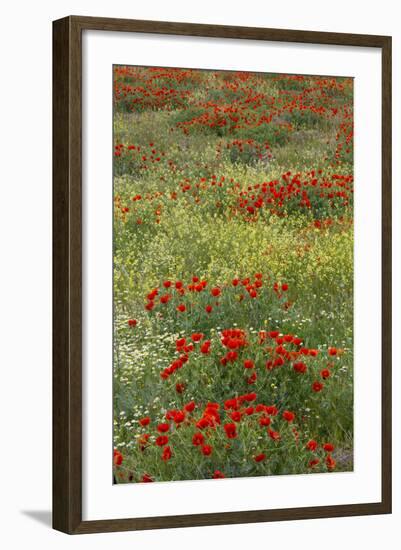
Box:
left=53, top=16, right=392, bottom=534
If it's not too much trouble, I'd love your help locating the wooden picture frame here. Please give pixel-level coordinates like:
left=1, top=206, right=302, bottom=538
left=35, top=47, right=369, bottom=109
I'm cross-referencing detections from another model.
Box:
left=53, top=15, right=392, bottom=534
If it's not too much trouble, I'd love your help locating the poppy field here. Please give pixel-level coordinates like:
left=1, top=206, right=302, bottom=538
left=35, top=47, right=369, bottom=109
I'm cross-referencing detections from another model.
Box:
left=113, top=66, right=354, bottom=483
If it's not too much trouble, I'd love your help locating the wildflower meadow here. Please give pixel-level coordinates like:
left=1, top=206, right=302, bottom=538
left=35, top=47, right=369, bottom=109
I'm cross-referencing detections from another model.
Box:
left=113, top=66, right=354, bottom=483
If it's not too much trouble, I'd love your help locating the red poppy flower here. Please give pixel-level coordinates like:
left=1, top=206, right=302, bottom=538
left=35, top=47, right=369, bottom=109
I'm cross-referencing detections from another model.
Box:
left=127, top=319, right=137, bottom=327
left=312, top=381, right=324, bottom=392
left=205, top=305, right=213, bottom=313
left=323, top=443, right=335, bottom=453
left=326, top=454, right=336, bottom=470
left=141, top=473, right=154, bottom=483
left=173, top=411, right=185, bottom=424
left=230, top=411, right=242, bottom=422
left=282, top=410, right=295, bottom=422
left=200, top=340, right=211, bottom=354
left=242, top=392, right=257, bottom=402
left=211, top=287, right=221, bottom=297
left=175, top=281, right=183, bottom=289
left=176, top=337, right=186, bottom=349
left=320, top=369, right=330, bottom=379
left=281, top=283, right=289, bottom=291
left=213, top=470, right=225, bottom=479
left=145, top=301, right=155, bottom=311
left=224, top=423, right=237, bottom=439
left=176, top=304, right=186, bottom=312
left=113, top=449, right=123, bottom=466
left=163, top=280, right=172, bottom=288
left=306, top=439, right=318, bottom=451
left=147, top=289, right=158, bottom=301
left=196, top=417, right=209, bottom=430
left=275, top=345, right=286, bottom=356
left=139, top=416, right=150, bottom=427
left=243, top=359, right=255, bottom=369
left=259, top=415, right=271, bottom=427
left=328, top=347, right=338, bottom=356
left=155, top=435, right=169, bottom=447
left=293, top=361, right=307, bottom=374
left=162, top=445, right=172, bottom=461
left=192, top=432, right=205, bottom=446
left=191, top=333, right=204, bottom=342
left=254, top=453, right=266, bottom=462
left=273, top=357, right=285, bottom=367
left=308, top=458, right=320, bottom=468
left=175, top=382, right=185, bottom=394
left=227, top=338, right=240, bottom=349
left=224, top=398, right=239, bottom=410
left=268, top=429, right=280, bottom=441
left=157, top=423, right=170, bottom=433
left=201, top=444, right=213, bottom=456
left=184, top=401, right=195, bottom=413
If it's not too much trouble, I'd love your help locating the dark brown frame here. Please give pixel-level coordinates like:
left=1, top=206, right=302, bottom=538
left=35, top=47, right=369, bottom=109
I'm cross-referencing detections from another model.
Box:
left=53, top=15, right=392, bottom=534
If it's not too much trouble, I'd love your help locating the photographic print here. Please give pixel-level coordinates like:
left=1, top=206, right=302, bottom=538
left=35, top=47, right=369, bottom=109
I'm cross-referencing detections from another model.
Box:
left=112, top=65, right=354, bottom=484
